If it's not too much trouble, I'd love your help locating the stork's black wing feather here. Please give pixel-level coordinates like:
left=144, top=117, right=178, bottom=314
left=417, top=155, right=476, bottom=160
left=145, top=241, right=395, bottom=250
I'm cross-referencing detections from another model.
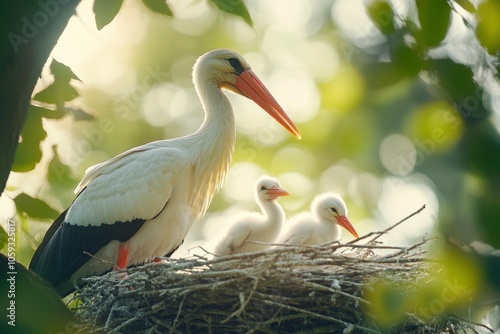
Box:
left=29, top=208, right=68, bottom=269
left=29, top=209, right=146, bottom=297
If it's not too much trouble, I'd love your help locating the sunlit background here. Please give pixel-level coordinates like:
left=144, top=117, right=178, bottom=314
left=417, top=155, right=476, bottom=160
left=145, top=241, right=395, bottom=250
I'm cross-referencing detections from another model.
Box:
left=4, top=0, right=500, bottom=329
left=2, top=0, right=499, bottom=279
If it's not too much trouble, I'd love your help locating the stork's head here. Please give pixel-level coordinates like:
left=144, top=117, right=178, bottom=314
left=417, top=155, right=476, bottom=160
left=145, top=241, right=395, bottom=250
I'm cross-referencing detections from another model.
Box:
left=255, top=176, right=289, bottom=202
left=193, top=49, right=249, bottom=87
left=193, top=49, right=301, bottom=139
left=313, top=193, right=359, bottom=238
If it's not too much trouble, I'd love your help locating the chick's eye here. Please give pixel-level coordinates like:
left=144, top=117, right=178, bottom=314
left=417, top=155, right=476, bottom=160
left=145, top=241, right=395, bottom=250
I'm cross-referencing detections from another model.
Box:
left=227, top=58, right=244, bottom=74
left=260, top=186, right=267, bottom=191
left=330, top=207, right=338, bottom=214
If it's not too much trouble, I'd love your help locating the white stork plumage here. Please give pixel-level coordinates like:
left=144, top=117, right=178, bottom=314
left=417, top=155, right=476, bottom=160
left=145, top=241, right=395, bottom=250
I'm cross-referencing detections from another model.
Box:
left=276, top=193, right=358, bottom=246
left=29, top=49, right=301, bottom=296
left=212, top=175, right=288, bottom=256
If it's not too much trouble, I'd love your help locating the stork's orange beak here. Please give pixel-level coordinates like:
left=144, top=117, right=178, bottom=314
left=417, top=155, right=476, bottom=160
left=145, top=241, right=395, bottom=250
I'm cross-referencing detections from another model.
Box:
left=336, top=216, right=359, bottom=239
left=235, top=70, right=301, bottom=139
left=267, top=186, right=289, bottom=200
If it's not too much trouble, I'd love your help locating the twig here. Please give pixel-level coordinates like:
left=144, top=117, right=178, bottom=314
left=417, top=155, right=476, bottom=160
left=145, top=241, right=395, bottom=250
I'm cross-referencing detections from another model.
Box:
left=348, top=204, right=426, bottom=245
left=221, top=277, right=259, bottom=323
left=450, top=315, right=494, bottom=333
left=108, top=315, right=138, bottom=333
left=170, top=294, right=186, bottom=334
left=83, top=251, right=117, bottom=268
left=262, top=299, right=380, bottom=333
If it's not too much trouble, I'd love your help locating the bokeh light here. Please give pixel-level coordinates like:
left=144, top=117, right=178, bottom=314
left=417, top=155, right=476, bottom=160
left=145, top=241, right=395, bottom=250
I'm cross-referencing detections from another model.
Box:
left=378, top=176, right=438, bottom=245
left=405, top=101, right=464, bottom=153
left=331, top=0, right=386, bottom=49
left=171, top=0, right=216, bottom=36
left=379, top=133, right=416, bottom=176
left=320, top=64, right=365, bottom=113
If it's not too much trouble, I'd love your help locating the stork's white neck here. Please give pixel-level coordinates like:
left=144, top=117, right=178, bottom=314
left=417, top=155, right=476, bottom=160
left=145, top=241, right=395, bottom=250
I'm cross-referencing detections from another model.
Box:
left=259, top=199, right=285, bottom=227
left=196, top=83, right=236, bottom=134
left=192, top=73, right=236, bottom=160
left=182, top=77, right=236, bottom=222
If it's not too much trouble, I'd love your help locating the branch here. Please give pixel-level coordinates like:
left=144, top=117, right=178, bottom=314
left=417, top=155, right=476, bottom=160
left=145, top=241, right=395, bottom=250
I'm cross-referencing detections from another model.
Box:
left=348, top=204, right=427, bottom=245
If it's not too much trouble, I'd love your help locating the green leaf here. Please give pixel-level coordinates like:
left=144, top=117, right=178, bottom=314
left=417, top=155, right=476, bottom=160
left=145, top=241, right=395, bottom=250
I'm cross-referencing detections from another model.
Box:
left=476, top=0, right=500, bottom=54
left=33, top=105, right=68, bottom=120
left=47, top=146, right=78, bottom=202
left=12, top=110, right=47, bottom=172
left=427, top=58, right=489, bottom=120
left=50, top=59, right=80, bottom=82
left=366, top=0, right=396, bottom=35
left=94, top=0, right=123, bottom=30
left=142, top=0, right=173, bottom=16
left=47, top=146, right=75, bottom=186
left=428, top=59, right=476, bottom=100
left=363, top=42, right=422, bottom=90
left=209, top=0, right=252, bottom=26
left=33, top=60, right=80, bottom=105
left=12, top=142, right=42, bottom=172
left=65, top=106, right=96, bottom=121
left=363, top=62, right=407, bottom=89
left=14, top=193, right=59, bottom=220
left=391, top=43, right=422, bottom=77
left=455, top=0, right=476, bottom=13
left=416, top=0, right=451, bottom=47
left=33, top=81, right=79, bottom=104
left=0, top=226, right=7, bottom=250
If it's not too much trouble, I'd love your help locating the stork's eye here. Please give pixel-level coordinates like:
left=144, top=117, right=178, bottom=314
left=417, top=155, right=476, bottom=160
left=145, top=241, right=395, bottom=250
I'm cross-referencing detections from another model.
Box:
left=260, top=186, right=267, bottom=191
left=330, top=207, right=338, bottom=214
left=227, top=58, right=244, bottom=74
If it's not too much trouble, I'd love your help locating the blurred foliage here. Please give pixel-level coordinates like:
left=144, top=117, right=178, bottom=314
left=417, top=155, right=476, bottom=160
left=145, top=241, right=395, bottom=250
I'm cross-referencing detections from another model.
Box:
left=366, top=243, right=483, bottom=329
left=210, top=0, right=252, bottom=26
left=0, top=227, right=6, bottom=250
left=142, top=0, right=173, bottom=17
left=416, top=0, right=451, bottom=47
left=2, top=0, right=500, bottom=328
left=13, top=193, right=58, bottom=220
left=93, top=0, right=124, bottom=30
left=1, top=254, right=75, bottom=333
left=362, top=0, right=500, bottom=245
left=11, top=106, right=47, bottom=173
left=476, top=0, right=500, bottom=54
left=33, top=59, right=81, bottom=104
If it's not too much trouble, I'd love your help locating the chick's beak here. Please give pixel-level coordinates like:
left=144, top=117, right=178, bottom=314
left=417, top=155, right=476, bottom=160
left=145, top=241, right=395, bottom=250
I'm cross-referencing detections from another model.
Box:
left=336, top=216, right=359, bottom=239
left=267, top=186, right=289, bottom=200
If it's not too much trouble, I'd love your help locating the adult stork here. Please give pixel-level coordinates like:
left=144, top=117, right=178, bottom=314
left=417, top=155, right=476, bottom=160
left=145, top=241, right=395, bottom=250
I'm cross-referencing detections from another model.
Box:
left=29, top=49, right=301, bottom=297
left=212, top=175, right=288, bottom=256
left=276, top=193, right=358, bottom=246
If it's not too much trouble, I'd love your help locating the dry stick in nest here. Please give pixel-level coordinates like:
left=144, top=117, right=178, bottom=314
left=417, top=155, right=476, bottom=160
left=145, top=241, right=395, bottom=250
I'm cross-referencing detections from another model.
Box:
left=73, top=204, right=483, bottom=333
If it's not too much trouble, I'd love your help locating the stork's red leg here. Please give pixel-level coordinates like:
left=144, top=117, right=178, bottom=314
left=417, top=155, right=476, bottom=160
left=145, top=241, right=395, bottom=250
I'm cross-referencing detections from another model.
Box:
left=116, top=243, right=129, bottom=269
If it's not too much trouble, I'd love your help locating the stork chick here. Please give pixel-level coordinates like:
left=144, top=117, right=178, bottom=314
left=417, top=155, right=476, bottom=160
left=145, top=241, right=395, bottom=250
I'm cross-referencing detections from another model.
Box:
left=276, top=192, right=358, bottom=246
left=213, top=176, right=289, bottom=255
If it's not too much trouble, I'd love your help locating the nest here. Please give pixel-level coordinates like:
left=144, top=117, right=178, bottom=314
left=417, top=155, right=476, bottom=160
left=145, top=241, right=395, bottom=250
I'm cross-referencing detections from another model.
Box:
left=73, top=206, right=487, bottom=333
